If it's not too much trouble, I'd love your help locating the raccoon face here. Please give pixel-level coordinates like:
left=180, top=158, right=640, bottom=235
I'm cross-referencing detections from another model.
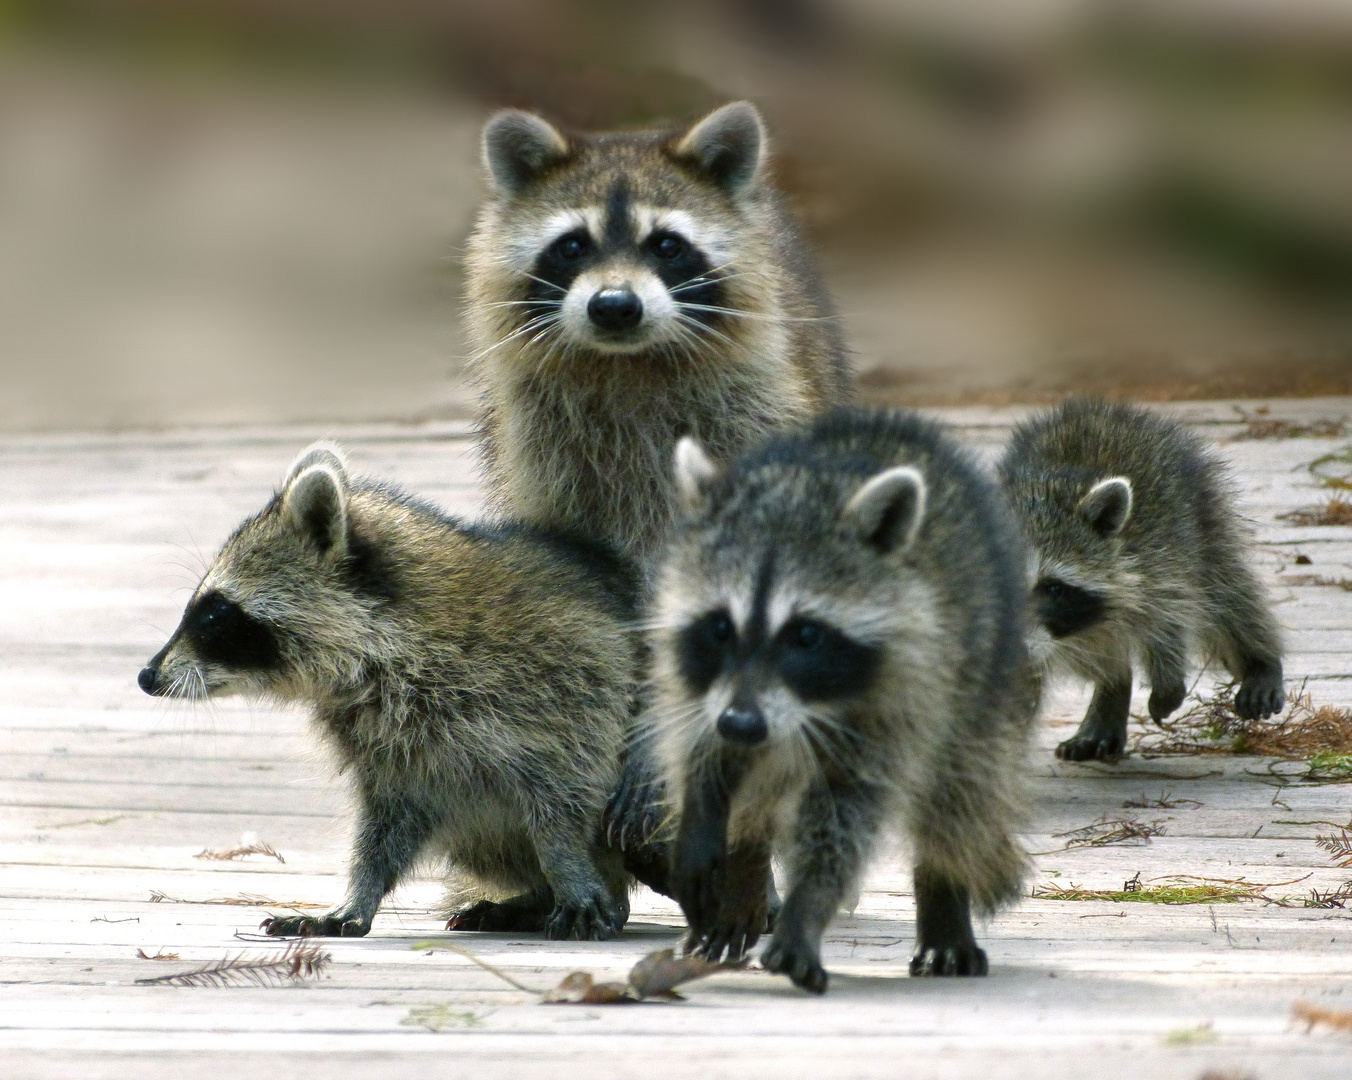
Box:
left=1014, top=473, right=1132, bottom=660
left=675, top=602, right=883, bottom=746
left=138, top=443, right=363, bottom=701
left=480, top=103, right=766, bottom=357
left=658, top=441, right=926, bottom=749
left=138, top=588, right=282, bottom=699
left=1032, top=577, right=1107, bottom=639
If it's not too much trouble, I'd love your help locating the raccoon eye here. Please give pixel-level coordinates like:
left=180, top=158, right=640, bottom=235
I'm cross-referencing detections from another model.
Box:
left=791, top=621, right=825, bottom=650
left=710, top=611, right=733, bottom=642
left=650, top=233, right=687, bottom=260
left=553, top=233, right=589, bottom=260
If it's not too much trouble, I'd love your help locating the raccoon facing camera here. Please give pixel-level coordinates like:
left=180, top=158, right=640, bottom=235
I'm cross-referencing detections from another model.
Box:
left=139, top=443, right=668, bottom=942
left=647, top=409, right=1038, bottom=993
left=465, top=100, right=851, bottom=568
left=1000, top=398, right=1286, bottom=763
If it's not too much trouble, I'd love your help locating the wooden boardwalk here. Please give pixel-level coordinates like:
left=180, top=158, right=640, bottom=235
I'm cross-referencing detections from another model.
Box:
left=2, top=400, right=1351, bottom=1078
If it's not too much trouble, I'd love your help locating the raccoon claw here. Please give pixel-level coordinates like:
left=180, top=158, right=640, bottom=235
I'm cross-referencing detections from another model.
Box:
left=447, top=896, right=550, bottom=934
left=909, top=943, right=988, bottom=977
left=760, top=937, right=828, bottom=994
left=1055, top=733, right=1124, bottom=763
left=688, top=921, right=760, bottom=963
left=604, top=768, right=665, bottom=851
left=1235, top=669, right=1285, bottom=721
left=1148, top=680, right=1187, bottom=723
left=544, top=898, right=623, bottom=941
left=261, top=914, right=369, bottom=938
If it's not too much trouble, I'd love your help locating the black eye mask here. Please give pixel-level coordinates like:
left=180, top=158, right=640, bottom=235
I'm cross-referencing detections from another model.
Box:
left=676, top=608, right=881, bottom=704
left=183, top=590, right=281, bottom=670
left=1034, top=578, right=1107, bottom=639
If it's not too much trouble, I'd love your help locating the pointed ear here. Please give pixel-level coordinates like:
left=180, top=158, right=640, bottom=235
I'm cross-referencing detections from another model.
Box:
left=1080, top=476, right=1132, bottom=537
left=285, top=440, right=348, bottom=488
left=841, top=466, right=927, bottom=554
left=674, top=101, right=766, bottom=196
left=482, top=110, right=569, bottom=194
left=283, top=464, right=348, bottom=556
left=674, top=437, right=721, bottom=515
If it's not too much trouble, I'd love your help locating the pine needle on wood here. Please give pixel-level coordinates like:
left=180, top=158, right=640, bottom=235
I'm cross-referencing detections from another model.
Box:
left=1315, top=824, right=1352, bottom=868
left=134, top=941, right=330, bottom=988
left=194, top=841, right=285, bottom=864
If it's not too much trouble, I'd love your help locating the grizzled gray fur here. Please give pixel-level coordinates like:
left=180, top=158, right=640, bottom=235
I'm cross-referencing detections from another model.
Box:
left=999, top=398, right=1285, bottom=763
left=648, top=409, right=1037, bottom=993
left=139, top=443, right=646, bottom=941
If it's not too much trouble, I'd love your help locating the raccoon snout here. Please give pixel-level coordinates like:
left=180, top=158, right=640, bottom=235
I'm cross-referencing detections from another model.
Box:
left=137, top=664, right=159, bottom=695
left=587, top=288, right=643, bottom=332
left=717, top=703, right=768, bottom=746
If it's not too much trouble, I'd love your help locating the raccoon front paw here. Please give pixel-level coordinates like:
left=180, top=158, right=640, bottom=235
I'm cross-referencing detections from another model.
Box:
left=1148, top=679, right=1187, bottom=722
left=761, top=935, right=828, bottom=995
left=1235, top=668, right=1285, bottom=720
left=672, top=852, right=724, bottom=938
left=261, top=913, right=369, bottom=937
left=1055, top=731, right=1125, bottom=763
left=446, top=896, right=550, bottom=934
left=909, top=942, right=988, bottom=977
left=543, top=897, right=624, bottom=941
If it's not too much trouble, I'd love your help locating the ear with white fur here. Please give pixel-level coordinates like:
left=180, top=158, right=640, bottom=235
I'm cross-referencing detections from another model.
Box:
left=674, top=437, right=722, bottom=515
left=482, top=110, right=569, bottom=194
left=841, top=466, right=928, bottom=554
left=1079, top=476, right=1132, bottom=537
left=285, top=441, right=348, bottom=488
left=674, top=101, right=766, bottom=196
left=283, top=464, right=348, bottom=556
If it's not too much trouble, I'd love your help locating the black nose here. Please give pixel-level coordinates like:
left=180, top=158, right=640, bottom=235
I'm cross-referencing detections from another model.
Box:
left=717, top=704, right=768, bottom=746
left=587, top=289, right=643, bottom=332
left=137, top=666, right=158, bottom=695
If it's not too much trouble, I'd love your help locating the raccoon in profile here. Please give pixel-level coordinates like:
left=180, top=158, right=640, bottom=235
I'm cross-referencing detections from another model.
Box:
left=138, top=443, right=641, bottom=940
left=465, top=99, right=851, bottom=567
left=649, top=410, right=1036, bottom=993
left=999, top=398, right=1285, bottom=763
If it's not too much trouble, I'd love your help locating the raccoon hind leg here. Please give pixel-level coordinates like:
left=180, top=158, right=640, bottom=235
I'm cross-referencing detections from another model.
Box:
left=1203, top=550, right=1285, bottom=720
left=1056, top=660, right=1132, bottom=762
left=1145, top=619, right=1189, bottom=723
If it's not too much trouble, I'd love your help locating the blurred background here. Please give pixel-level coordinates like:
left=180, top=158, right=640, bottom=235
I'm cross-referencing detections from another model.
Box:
left=2, top=0, right=1350, bottom=433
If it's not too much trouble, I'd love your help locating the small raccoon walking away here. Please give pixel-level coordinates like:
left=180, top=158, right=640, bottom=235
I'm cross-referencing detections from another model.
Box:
left=999, top=398, right=1285, bottom=763
left=138, top=443, right=642, bottom=940
left=649, top=410, right=1036, bottom=993
left=465, top=99, right=850, bottom=567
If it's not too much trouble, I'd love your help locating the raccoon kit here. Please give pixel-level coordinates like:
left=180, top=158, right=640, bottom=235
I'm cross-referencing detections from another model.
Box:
left=138, top=443, right=643, bottom=940
left=999, top=398, right=1285, bottom=763
left=465, top=99, right=851, bottom=566
left=649, top=410, right=1036, bottom=993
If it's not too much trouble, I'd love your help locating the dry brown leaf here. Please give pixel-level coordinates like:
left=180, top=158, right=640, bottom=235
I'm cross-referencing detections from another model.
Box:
left=135, top=948, right=180, bottom=961
left=542, top=948, right=744, bottom=1006
left=542, top=971, right=635, bottom=1005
